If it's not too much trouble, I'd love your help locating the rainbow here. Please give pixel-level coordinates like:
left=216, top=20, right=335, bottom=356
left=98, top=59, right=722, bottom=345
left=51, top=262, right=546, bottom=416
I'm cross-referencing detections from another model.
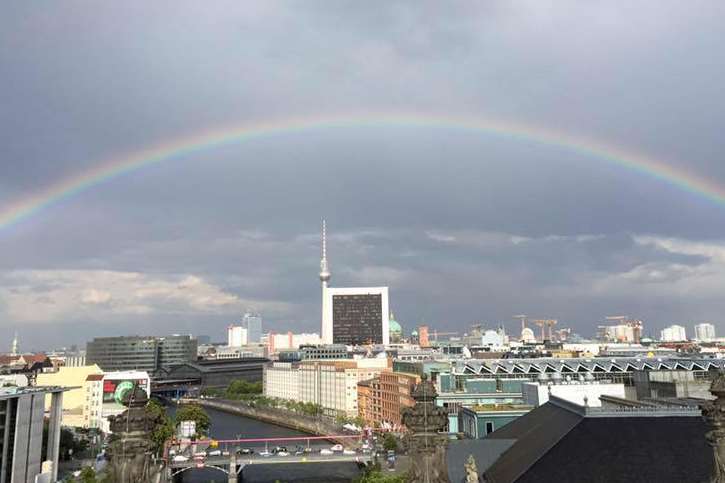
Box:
left=1, top=113, right=723, bottom=231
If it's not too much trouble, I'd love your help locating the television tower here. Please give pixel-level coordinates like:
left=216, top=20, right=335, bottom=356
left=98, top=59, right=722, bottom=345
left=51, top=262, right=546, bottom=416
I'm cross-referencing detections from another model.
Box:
left=11, top=331, right=18, bottom=356
left=320, top=220, right=332, bottom=342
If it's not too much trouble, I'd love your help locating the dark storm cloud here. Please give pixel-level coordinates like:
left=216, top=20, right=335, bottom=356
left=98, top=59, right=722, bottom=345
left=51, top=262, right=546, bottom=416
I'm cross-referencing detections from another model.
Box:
left=2, top=1, right=725, bottom=348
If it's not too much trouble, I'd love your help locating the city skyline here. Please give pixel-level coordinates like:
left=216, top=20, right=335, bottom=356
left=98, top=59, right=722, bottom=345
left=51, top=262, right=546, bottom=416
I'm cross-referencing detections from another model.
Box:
left=3, top=1, right=725, bottom=348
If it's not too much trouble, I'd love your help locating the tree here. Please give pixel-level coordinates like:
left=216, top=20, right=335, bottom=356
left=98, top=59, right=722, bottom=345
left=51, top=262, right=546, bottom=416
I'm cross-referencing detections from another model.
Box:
left=174, top=404, right=211, bottom=437
left=355, top=468, right=407, bottom=483
left=226, top=379, right=262, bottom=399
left=78, top=467, right=100, bottom=483
left=147, top=399, right=174, bottom=454
left=382, top=433, right=398, bottom=452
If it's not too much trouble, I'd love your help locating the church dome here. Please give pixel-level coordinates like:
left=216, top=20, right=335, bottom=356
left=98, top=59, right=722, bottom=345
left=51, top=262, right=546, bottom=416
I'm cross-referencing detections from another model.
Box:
left=389, top=313, right=403, bottom=341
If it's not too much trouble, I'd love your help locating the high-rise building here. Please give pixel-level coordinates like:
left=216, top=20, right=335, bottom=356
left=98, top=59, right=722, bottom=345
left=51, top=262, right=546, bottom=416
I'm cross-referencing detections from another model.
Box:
left=318, top=221, right=390, bottom=345
left=596, top=318, right=643, bottom=343
left=694, top=323, right=716, bottom=342
left=86, top=335, right=197, bottom=375
left=324, top=287, right=390, bottom=345
left=1, top=386, right=68, bottom=482
left=418, top=326, right=430, bottom=347
left=660, top=325, right=687, bottom=342
left=243, top=312, right=263, bottom=343
left=227, top=325, right=248, bottom=347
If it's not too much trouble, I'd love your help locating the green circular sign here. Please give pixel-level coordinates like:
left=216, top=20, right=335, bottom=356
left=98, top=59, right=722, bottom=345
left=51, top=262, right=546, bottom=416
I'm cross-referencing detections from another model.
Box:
left=114, top=381, right=135, bottom=405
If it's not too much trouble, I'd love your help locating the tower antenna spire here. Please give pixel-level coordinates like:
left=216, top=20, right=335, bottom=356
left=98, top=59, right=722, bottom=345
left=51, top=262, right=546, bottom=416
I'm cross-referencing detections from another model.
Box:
left=319, top=219, right=331, bottom=283
left=322, top=219, right=327, bottom=260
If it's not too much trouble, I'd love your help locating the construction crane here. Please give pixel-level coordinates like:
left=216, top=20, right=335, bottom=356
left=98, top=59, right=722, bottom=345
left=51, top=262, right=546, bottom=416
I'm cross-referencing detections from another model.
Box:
left=532, top=319, right=558, bottom=342
left=513, top=315, right=528, bottom=333
left=432, top=330, right=459, bottom=342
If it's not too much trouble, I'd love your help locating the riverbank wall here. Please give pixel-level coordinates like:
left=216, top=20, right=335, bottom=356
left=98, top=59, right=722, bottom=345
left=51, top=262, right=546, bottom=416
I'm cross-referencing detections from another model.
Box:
left=180, top=398, right=352, bottom=443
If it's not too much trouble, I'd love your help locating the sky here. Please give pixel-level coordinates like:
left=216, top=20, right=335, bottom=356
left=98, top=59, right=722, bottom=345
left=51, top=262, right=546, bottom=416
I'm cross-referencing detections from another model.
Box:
left=2, top=1, right=725, bottom=350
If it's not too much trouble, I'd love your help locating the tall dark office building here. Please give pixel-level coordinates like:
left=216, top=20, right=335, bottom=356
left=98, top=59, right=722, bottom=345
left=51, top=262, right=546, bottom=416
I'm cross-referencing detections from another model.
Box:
left=86, top=335, right=197, bottom=375
left=332, top=293, right=384, bottom=345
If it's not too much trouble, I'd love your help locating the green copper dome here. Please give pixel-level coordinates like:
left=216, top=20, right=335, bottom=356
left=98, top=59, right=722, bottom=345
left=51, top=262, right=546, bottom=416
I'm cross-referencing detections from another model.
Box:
left=389, top=312, right=403, bottom=341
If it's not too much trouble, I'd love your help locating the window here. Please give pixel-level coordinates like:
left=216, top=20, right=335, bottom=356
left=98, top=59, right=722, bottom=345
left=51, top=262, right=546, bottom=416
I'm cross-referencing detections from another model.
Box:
left=485, top=421, right=494, bottom=435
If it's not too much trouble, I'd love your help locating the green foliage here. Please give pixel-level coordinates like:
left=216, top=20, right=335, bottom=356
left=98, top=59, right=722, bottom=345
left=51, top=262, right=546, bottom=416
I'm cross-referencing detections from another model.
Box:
left=78, top=467, right=100, bottom=483
left=175, top=404, right=211, bottom=437
left=335, top=414, right=366, bottom=427
left=226, top=379, right=263, bottom=397
left=147, top=399, right=174, bottom=453
left=355, top=468, right=407, bottom=483
left=382, top=433, right=399, bottom=452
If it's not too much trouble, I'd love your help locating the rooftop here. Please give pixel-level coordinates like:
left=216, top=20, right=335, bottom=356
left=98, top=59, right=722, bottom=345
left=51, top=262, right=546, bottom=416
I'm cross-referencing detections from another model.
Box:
left=466, top=403, right=534, bottom=413
left=0, top=385, right=73, bottom=400
left=479, top=394, right=711, bottom=483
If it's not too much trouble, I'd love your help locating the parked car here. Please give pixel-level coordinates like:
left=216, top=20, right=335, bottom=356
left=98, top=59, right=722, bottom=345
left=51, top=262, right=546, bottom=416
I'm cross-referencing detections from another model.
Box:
left=330, top=444, right=344, bottom=452
left=259, top=450, right=272, bottom=457
left=294, top=446, right=305, bottom=456
left=206, top=449, right=222, bottom=457
left=172, top=455, right=189, bottom=462
left=271, top=446, right=287, bottom=454
left=343, top=449, right=356, bottom=456
left=320, top=448, right=334, bottom=456
left=237, top=447, right=254, bottom=455
left=277, top=451, right=290, bottom=456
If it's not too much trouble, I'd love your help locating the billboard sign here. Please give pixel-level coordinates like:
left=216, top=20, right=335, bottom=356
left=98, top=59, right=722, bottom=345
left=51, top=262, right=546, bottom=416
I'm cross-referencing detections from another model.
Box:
left=102, top=378, right=148, bottom=412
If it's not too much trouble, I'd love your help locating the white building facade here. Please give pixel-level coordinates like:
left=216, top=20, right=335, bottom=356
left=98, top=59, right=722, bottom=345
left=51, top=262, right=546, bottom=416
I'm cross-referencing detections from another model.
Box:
left=263, top=359, right=389, bottom=416
left=227, top=325, right=248, bottom=347
left=660, top=325, right=687, bottom=342
left=522, top=380, right=626, bottom=407
left=694, top=323, right=716, bottom=342
left=85, top=371, right=151, bottom=433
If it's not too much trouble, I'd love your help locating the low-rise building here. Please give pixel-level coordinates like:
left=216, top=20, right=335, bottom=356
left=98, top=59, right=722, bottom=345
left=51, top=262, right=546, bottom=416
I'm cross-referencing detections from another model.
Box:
left=634, top=369, right=714, bottom=401
left=86, top=335, right=197, bottom=375
left=521, top=378, right=626, bottom=407
left=36, top=365, right=103, bottom=427
left=161, top=358, right=266, bottom=390
left=264, top=332, right=322, bottom=353
left=264, top=358, right=389, bottom=417
left=459, top=404, right=533, bottom=439
left=84, top=371, right=151, bottom=433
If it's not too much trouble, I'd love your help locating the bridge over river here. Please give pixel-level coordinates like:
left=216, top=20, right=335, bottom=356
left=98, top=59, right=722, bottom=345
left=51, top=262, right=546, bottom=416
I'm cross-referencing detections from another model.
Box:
left=164, top=406, right=372, bottom=482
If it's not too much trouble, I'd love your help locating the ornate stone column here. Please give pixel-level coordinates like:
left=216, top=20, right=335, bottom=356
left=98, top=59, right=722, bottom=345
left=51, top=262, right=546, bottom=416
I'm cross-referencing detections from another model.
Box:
left=106, top=384, right=164, bottom=483
left=703, top=372, right=725, bottom=482
left=402, top=373, right=451, bottom=483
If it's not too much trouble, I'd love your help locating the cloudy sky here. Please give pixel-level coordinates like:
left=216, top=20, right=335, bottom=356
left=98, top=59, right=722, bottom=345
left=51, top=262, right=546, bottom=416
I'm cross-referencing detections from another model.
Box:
left=2, top=1, right=725, bottom=350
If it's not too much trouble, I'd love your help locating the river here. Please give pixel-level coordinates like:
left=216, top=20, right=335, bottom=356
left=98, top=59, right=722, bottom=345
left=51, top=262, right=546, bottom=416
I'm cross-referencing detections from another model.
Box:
left=167, top=405, right=363, bottom=483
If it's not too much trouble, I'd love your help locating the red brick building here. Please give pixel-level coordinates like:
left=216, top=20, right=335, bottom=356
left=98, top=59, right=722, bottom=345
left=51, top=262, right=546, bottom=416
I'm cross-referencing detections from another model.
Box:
left=358, top=370, right=419, bottom=429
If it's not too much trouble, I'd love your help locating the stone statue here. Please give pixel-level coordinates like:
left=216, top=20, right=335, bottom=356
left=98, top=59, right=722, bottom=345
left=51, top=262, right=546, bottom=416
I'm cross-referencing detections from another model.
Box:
left=106, top=383, right=164, bottom=483
left=402, top=373, right=451, bottom=483
left=464, top=454, right=479, bottom=483
left=703, top=371, right=725, bottom=483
